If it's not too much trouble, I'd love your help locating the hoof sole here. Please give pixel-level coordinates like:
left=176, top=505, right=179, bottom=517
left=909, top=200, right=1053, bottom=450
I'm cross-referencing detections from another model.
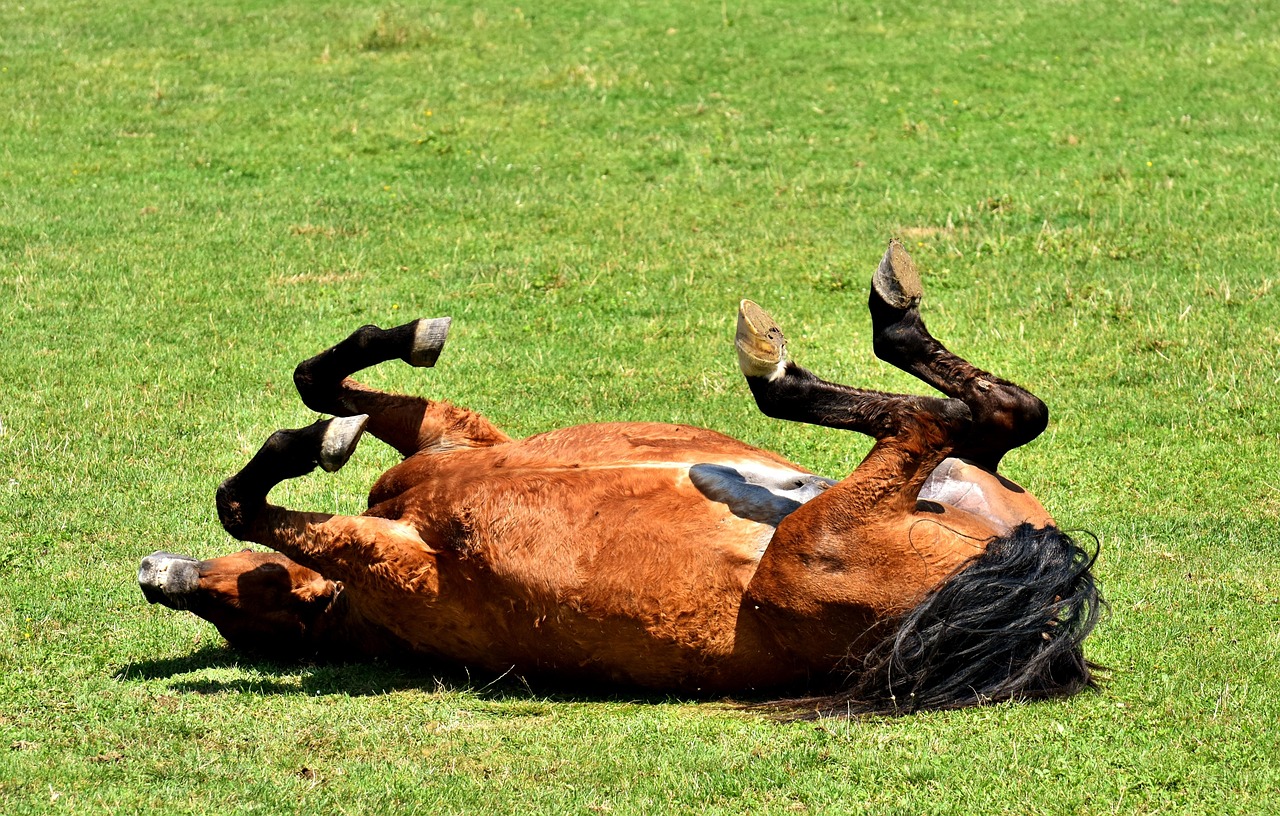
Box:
left=872, top=239, right=923, bottom=311
left=138, top=552, right=201, bottom=608
left=407, top=317, right=451, bottom=367
left=319, top=414, right=369, bottom=472
left=736, top=300, right=787, bottom=380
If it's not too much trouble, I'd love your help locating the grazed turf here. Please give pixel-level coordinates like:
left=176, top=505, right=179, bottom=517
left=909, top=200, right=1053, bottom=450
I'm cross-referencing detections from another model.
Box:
left=2, top=0, right=1278, bottom=812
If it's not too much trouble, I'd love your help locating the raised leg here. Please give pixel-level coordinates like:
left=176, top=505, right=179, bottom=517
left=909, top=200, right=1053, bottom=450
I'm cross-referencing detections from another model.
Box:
left=736, top=249, right=1060, bottom=668
left=736, top=300, right=970, bottom=512
left=737, top=303, right=981, bottom=665
left=215, top=417, right=438, bottom=595
left=216, top=415, right=369, bottom=541
left=869, top=240, right=1048, bottom=469
left=293, top=319, right=509, bottom=458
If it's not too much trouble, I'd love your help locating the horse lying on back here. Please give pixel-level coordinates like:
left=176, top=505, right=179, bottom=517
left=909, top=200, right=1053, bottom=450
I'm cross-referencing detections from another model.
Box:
left=139, top=241, right=1102, bottom=717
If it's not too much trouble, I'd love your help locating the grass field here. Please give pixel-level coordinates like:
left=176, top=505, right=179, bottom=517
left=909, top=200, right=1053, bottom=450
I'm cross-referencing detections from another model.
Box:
left=3, top=0, right=1279, bottom=812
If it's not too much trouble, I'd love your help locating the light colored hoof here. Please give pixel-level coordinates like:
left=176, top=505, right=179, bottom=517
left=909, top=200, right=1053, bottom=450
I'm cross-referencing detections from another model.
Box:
left=407, top=317, right=451, bottom=367
left=872, top=239, right=923, bottom=311
left=138, top=552, right=201, bottom=609
left=736, top=300, right=787, bottom=381
left=319, top=414, right=368, bottom=472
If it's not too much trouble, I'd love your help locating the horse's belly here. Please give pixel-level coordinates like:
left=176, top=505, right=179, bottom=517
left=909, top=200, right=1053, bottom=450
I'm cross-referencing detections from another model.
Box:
left=365, top=452, right=828, bottom=687
left=426, top=457, right=793, bottom=590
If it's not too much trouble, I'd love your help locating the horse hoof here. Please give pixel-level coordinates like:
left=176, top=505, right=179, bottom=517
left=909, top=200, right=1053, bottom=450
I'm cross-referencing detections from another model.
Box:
left=871, top=239, right=923, bottom=312
left=319, top=414, right=369, bottom=472
left=736, top=300, right=788, bottom=380
left=407, top=317, right=451, bottom=367
left=138, top=552, right=201, bottom=609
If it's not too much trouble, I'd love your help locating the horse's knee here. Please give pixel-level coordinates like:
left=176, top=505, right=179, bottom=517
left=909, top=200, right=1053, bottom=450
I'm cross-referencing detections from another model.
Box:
left=1020, top=393, right=1049, bottom=441
left=982, top=387, right=1048, bottom=447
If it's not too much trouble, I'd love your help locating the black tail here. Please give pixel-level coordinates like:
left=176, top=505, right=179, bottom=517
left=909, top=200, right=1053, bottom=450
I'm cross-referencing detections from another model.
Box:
left=767, top=524, right=1104, bottom=718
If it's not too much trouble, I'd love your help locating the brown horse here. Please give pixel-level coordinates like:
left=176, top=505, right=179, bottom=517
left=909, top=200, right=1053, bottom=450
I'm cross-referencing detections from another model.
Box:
left=139, top=241, right=1102, bottom=716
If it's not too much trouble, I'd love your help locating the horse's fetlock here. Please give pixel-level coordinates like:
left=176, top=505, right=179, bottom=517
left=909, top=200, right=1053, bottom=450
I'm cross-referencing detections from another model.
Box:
left=215, top=481, right=251, bottom=539
left=264, top=428, right=297, bottom=456
left=352, top=324, right=384, bottom=349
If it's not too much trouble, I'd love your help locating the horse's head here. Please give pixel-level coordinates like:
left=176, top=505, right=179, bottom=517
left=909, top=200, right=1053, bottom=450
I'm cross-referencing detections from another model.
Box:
left=138, top=549, right=343, bottom=656
left=761, top=523, right=1105, bottom=718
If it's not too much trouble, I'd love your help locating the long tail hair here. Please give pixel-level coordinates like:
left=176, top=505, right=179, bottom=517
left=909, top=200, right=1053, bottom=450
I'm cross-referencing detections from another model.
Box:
left=767, top=523, right=1104, bottom=719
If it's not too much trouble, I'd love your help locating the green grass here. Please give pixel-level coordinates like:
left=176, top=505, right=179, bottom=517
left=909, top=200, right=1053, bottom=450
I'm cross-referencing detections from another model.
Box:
left=2, top=0, right=1279, bottom=812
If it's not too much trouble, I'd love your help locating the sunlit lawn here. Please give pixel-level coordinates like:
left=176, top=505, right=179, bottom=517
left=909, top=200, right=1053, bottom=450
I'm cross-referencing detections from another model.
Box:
left=2, top=0, right=1278, bottom=812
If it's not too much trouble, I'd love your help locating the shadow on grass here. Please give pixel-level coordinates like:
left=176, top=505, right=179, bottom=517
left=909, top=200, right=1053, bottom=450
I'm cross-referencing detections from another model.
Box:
left=113, top=644, right=707, bottom=707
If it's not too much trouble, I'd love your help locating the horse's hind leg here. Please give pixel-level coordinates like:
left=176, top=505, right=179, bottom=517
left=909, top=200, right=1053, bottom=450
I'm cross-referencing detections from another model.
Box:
left=216, top=415, right=370, bottom=542
left=869, top=240, right=1048, bottom=469
left=293, top=318, right=509, bottom=458
left=215, top=415, right=437, bottom=593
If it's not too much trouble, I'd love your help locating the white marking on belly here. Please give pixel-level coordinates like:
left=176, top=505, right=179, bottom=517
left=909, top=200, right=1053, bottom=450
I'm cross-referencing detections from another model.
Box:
left=920, top=472, right=987, bottom=511
left=688, top=462, right=836, bottom=526
left=502, top=460, right=829, bottom=562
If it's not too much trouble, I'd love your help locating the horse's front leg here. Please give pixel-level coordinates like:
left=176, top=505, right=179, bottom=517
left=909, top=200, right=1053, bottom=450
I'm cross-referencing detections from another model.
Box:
left=869, top=240, right=1048, bottom=469
left=736, top=302, right=990, bottom=669
left=736, top=300, right=970, bottom=510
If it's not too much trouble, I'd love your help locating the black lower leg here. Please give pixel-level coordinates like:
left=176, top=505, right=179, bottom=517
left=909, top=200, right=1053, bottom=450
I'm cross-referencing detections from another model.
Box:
left=294, top=320, right=447, bottom=416
left=736, top=297, right=970, bottom=443
left=869, top=255, right=1047, bottom=467
left=746, top=363, right=971, bottom=440
left=216, top=417, right=365, bottom=540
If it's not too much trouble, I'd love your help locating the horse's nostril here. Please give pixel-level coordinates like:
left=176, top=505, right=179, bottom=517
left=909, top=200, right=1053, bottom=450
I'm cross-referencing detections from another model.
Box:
left=137, top=552, right=201, bottom=609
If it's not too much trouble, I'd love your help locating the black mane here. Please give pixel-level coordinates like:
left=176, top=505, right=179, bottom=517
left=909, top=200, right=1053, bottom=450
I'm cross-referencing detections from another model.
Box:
left=768, top=523, right=1104, bottom=718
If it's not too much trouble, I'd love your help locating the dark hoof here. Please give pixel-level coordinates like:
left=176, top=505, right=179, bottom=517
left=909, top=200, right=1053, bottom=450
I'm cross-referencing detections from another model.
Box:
left=319, top=414, right=369, bottom=472
left=736, top=300, right=787, bottom=380
left=406, top=317, right=451, bottom=367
